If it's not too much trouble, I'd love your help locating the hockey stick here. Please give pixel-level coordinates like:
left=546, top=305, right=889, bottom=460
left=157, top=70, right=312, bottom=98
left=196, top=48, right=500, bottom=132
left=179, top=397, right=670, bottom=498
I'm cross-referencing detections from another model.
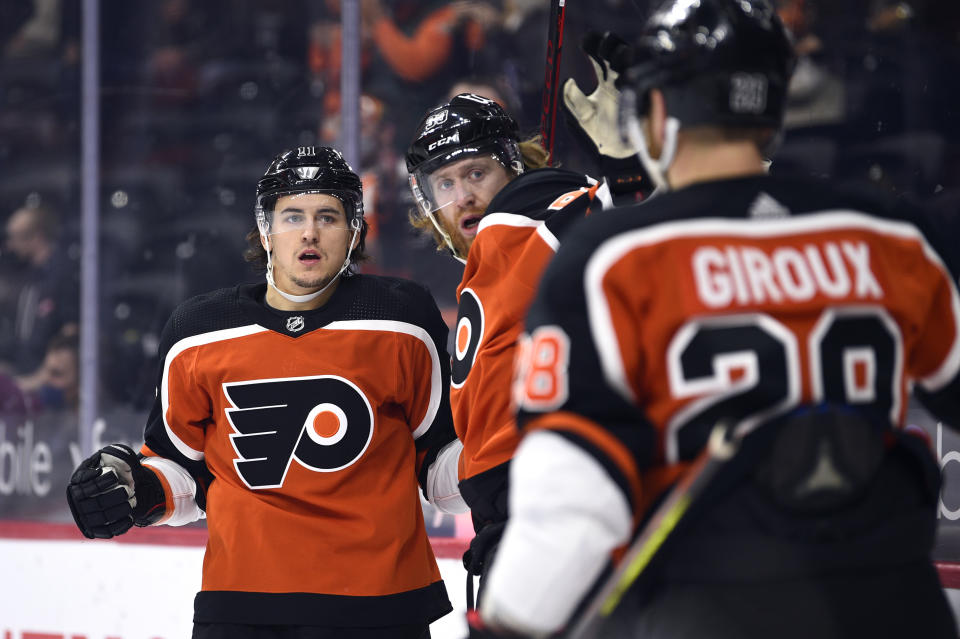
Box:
left=566, top=423, right=738, bottom=639
left=539, top=0, right=567, bottom=165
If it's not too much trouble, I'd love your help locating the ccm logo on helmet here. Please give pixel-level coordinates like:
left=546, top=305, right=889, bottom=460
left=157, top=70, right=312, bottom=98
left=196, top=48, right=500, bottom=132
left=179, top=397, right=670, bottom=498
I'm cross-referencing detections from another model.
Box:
left=428, top=131, right=461, bottom=151
left=224, top=375, right=374, bottom=489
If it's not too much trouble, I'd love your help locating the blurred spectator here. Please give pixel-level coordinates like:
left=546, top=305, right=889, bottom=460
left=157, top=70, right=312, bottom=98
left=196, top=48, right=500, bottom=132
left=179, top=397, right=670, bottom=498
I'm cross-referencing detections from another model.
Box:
left=0, top=368, right=30, bottom=419
left=361, top=0, right=499, bottom=148
left=0, top=201, right=78, bottom=375
left=448, top=76, right=513, bottom=111
left=103, top=0, right=220, bottom=96
left=2, top=0, right=60, bottom=59
left=475, top=0, right=550, bottom=130
left=18, top=329, right=78, bottom=412
left=777, top=0, right=846, bottom=130
left=308, top=0, right=370, bottom=118
left=319, top=93, right=408, bottom=275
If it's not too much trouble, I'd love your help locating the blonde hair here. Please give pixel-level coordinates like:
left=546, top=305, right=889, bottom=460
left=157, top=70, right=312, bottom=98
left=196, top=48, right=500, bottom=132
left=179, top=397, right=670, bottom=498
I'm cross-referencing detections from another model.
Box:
left=518, top=136, right=550, bottom=170
left=408, top=136, right=550, bottom=251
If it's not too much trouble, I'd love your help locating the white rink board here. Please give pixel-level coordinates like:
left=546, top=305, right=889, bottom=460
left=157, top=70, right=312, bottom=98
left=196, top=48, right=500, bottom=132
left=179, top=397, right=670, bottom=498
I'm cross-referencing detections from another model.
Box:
left=0, top=537, right=468, bottom=639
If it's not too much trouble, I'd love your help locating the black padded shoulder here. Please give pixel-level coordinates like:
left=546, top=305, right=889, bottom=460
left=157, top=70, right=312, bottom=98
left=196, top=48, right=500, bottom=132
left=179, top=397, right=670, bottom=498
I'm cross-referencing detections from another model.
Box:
left=159, top=286, right=248, bottom=354
left=159, top=275, right=448, bottom=352
left=339, top=274, right=445, bottom=328
left=487, top=167, right=595, bottom=221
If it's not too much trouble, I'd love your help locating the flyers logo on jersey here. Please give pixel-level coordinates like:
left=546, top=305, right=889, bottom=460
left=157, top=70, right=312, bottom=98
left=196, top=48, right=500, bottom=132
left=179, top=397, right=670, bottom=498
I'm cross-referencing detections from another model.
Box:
left=224, top=375, right=374, bottom=489
left=547, top=188, right=589, bottom=211
left=452, top=288, right=484, bottom=388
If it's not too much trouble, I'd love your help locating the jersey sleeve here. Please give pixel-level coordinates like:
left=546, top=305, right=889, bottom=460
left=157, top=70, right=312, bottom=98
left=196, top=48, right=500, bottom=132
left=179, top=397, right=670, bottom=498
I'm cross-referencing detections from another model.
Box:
left=141, top=301, right=216, bottom=514
left=480, top=225, right=649, bottom=635
left=911, top=243, right=960, bottom=426
left=396, top=283, right=461, bottom=506
left=452, top=175, right=607, bottom=522
left=514, top=228, right=654, bottom=512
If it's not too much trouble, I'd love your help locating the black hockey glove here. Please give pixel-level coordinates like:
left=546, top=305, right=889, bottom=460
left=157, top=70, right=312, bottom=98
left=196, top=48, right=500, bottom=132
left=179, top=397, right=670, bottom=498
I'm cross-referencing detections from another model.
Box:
left=464, top=520, right=507, bottom=610
left=463, top=520, right=507, bottom=577
left=66, top=443, right=166, bottom=539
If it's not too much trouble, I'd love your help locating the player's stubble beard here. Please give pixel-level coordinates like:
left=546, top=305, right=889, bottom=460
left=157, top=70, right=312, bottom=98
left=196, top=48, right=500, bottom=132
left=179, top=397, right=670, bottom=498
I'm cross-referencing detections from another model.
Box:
left=290, top=269, right=335, bottom=292
left=283, top=245, right=346, bottom=293
left=440, top=209, right=481, bottom=259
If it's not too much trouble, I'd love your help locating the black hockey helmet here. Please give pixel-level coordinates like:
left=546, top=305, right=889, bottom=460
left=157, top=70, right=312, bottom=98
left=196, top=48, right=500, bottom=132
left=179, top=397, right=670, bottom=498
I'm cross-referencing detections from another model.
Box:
left=620, top=0, right=795, bottom=130
left=405, top=93, right=523, bottom=216
left=255, top=146, right=364, bottom=236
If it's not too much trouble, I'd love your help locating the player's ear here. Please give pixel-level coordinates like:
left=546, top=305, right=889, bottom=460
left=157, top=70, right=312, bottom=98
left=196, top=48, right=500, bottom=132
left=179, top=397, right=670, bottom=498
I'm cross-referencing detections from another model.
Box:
left=260, top=233, right=269, bottom=252
left=645, top=88, right=667, bottom=160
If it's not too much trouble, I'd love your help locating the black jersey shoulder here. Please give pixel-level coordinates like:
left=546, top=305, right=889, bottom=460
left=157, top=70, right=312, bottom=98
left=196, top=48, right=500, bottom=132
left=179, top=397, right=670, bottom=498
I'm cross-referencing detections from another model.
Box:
left=537, top=175, right=948, bottom=319
left=487, top=167, right=595, bottom=221
left=159, top=275, right=447, bottom=353
left=158, top=286, right=249, bottom=354
left=231, top=274, right=447, bottom=338
left=339, top=273, right=447, bottom=330
left=562, top=174, right=942, bottom=262
left=637, top=174, right=921, bottom=227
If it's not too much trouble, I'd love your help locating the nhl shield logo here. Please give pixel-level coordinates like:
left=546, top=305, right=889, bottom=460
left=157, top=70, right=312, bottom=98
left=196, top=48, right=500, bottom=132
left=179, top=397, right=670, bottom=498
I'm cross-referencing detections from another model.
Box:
left=286, top=316, right=305, bottom=333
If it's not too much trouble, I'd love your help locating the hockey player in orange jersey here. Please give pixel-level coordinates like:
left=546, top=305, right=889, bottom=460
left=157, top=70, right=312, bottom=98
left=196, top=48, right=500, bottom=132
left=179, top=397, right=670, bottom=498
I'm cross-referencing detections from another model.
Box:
left=66, top=146, right=467, bottom=639
left=475, top=1, right=960, bottom=637
left=405, top=90, right=649, bottom=603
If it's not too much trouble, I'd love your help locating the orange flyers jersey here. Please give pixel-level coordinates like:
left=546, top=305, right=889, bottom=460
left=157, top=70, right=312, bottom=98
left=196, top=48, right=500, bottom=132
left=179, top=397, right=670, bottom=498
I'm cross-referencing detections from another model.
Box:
left=515, top=175, right=960, bottom=518
left=140, top=276, right=455, bottom=626
left=452, top=167, right=604, bottom=520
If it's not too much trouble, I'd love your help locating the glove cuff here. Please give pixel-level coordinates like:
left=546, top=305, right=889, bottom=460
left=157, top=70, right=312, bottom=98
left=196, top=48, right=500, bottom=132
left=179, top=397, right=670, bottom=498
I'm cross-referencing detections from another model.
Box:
left=132, top=462, right=167, bottom=527
left=601, top=155, right=651, bottom=203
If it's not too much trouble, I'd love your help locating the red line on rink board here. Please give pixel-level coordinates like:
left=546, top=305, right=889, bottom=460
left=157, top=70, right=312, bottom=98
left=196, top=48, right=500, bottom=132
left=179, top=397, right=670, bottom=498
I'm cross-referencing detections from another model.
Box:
left=0, top=520, right=470, bottom=558
left=936, top=561, right=960, bottom=589
left=11, top=521, right=959, bottom=579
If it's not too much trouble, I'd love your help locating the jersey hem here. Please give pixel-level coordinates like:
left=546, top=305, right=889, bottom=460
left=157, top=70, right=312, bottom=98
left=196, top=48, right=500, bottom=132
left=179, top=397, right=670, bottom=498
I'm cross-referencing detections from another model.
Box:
left=193, top=581, right=452, bottom=625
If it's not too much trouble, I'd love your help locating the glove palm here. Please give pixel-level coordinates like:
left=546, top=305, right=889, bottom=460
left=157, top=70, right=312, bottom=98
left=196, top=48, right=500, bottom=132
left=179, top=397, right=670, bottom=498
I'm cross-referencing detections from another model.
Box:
left=562, top=32, right=634, bottom=160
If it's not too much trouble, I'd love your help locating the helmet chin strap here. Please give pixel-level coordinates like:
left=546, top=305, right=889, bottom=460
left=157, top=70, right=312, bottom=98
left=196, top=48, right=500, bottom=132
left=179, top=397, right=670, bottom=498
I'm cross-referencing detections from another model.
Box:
left=426, top=202, right=467, bottom=265
left=262, top=223, right=362, bottom=304
left=623, top=89, right=680, bottom=192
